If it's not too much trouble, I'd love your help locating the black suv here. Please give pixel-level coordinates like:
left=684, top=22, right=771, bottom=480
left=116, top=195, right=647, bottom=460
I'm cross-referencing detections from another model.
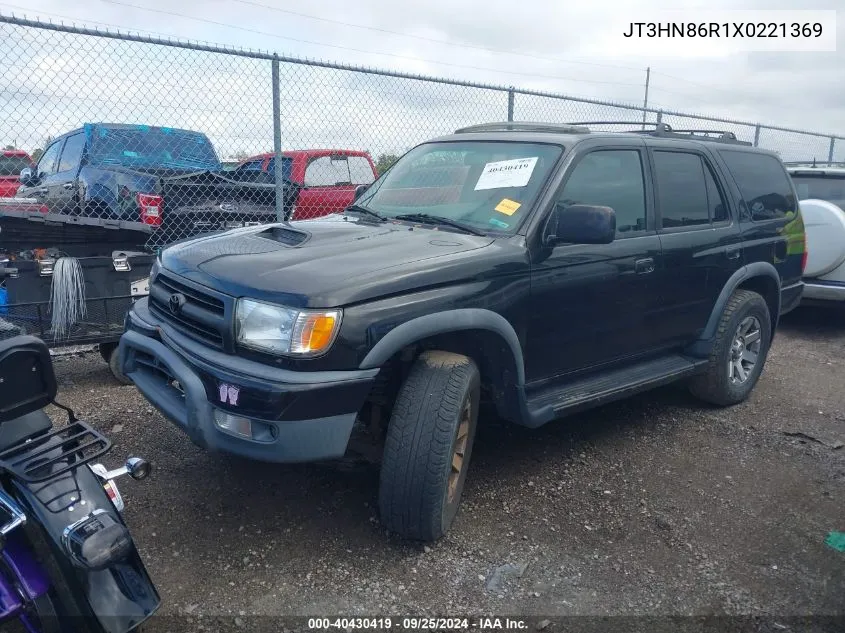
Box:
left=119, top=122, right=806, bottom=541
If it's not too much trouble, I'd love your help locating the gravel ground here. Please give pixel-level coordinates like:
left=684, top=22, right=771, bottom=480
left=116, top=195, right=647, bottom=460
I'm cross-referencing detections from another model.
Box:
left=44, top=307, right=845, bottom=631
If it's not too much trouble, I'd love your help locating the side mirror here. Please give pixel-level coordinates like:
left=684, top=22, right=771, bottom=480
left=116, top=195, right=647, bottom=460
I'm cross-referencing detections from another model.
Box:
left=19, top=167, right=36, bottom=186
left=353, top=184, right=369, bottom=201
left=547, top=203, right=616, bottom=245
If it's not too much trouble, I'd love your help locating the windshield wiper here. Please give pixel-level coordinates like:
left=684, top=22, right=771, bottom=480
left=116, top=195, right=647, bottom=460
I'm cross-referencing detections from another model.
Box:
left=393, top=213, right=486, bottom=236
left=345, top=204, right=387, bottom=223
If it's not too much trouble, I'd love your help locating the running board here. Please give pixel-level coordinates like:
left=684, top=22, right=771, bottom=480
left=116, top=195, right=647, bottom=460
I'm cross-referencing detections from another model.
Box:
left=523, top=355, right=708, bottom=427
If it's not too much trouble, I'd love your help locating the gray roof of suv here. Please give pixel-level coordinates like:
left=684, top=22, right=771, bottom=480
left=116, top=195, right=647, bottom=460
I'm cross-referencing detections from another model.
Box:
left=427, top=129, right=778, bottom=156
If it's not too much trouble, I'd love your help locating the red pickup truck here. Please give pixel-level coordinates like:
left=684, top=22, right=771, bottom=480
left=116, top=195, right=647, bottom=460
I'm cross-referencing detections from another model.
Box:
left=0, top=150, right=34, bottom=199
left=233, top=149, right=378, bottom=220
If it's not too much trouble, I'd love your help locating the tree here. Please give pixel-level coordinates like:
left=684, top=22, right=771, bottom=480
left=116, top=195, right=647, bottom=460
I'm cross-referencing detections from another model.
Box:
left=375, top=153, right=400, bottom=175
left=3, top=144, right=15, bottom=150
left=233, top=150, right=249, bottom=161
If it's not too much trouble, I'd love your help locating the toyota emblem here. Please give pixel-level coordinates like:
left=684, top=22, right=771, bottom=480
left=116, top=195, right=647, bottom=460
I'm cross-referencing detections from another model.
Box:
left=168, top=293, right=186, bottom=315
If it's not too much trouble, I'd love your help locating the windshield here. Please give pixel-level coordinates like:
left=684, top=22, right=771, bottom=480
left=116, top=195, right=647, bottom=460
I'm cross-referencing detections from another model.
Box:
left=356, top=141, right=563, bottom=233
left=88, top=126, right=221, bottom=171
left=0, top=154, right=31, bottom=177
left=791, top=175, right=845, bottom=209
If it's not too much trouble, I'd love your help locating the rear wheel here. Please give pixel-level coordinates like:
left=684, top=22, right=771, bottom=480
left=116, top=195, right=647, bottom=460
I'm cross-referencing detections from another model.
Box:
left=689, top=289, right=772, bottom=406
left=378, top=351, right=480, bottom=541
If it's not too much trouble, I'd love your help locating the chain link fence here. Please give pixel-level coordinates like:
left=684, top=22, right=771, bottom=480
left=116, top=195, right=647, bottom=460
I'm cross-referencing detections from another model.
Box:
left=1, top=14, right=842, bottom=254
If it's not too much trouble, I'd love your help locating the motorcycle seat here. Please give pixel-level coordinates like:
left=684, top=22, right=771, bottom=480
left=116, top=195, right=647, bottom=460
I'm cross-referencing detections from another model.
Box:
left=0, top=410, right=53, bottom=453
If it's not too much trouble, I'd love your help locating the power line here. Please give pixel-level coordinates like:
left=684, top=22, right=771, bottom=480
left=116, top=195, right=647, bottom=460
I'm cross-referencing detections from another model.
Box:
left=92, top=0, right=645, bottom=89
left=229, top=0, right=644, bottom=73
left=0, top=2, right=210, bottom=42
left=649, top=70, right=750, bottom=100
left=6, top=1, right=807, bottom=117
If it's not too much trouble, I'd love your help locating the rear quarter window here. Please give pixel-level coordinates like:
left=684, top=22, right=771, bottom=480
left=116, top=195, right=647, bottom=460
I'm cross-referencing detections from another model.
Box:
left=720, top=150, right=796, bottom=221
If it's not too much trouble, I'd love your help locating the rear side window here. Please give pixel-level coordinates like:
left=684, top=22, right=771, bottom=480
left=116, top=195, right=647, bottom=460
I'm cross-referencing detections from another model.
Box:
left=705, top=164, right=729, bottom=222
left=559, top=150, right=647, bottom=234
left=654, top=152, right=709, bottom=227
left=654, top=151, right=729, bottom=228
left=721, top=151, right=795, bottom=221
left=305, top=156, right=351, bottom=187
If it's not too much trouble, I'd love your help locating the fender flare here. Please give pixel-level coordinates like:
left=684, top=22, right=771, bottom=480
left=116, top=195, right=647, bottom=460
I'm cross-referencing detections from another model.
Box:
left=358, top=308, right=526, bottom=386
left=699, top=262, right=781, bottom=342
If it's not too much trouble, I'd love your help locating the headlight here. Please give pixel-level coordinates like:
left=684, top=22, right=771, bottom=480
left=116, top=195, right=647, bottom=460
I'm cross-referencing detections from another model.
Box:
left=235, top=298, right=341, bottom=357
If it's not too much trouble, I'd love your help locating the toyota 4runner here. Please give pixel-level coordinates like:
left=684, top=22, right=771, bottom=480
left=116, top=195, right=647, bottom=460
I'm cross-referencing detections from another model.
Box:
left=119, top=122, right=806, bottom=541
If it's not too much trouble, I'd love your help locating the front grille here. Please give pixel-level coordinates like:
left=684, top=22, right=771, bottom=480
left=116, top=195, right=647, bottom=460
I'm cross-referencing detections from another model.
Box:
left=149, top=272, right=228, bottom=349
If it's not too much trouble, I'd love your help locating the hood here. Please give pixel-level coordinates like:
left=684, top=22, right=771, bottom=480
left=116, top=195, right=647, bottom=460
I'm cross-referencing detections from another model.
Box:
left=160, top=214, right=498, bottom=307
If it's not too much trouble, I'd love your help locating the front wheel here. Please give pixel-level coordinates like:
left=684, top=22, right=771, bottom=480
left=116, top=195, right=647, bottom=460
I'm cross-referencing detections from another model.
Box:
left=689, top=289, right=772, bottom=406
left=378, top=351, right=480, bottom=541
left=100, top=343, right=131, bottom=385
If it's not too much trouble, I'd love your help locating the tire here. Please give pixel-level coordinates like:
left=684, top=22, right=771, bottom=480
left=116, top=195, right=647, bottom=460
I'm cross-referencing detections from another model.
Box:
left=378, top=351, right=480, bottom=541
left=689, top=289, right=772, bottom=406
left=105, top=344, right=132, bottom=385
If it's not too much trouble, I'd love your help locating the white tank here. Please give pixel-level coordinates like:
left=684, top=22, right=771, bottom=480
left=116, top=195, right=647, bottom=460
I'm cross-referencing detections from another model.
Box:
left=799, top=198, right=845, bottom=278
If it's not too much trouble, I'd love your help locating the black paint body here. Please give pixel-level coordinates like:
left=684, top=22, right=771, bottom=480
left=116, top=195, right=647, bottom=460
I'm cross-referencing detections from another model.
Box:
left=120, top=129, right=805, bottom=462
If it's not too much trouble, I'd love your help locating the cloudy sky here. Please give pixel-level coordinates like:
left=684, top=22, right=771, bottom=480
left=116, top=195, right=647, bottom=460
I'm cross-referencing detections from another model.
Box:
left=0, top=0, right=842, bottom=160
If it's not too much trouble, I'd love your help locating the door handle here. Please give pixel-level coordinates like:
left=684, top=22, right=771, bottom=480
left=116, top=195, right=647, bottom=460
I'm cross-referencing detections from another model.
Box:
left=725, top=246, right=741, bottom=260
left=62, top=182, right=74, bottom=190
left=35, top=188, right=48, bottom=195
left=635, top=258, right=655, bottom=274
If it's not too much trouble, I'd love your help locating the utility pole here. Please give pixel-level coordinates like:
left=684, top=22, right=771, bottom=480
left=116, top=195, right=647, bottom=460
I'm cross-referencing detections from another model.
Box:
left=642, top=67, right=650, bottom=130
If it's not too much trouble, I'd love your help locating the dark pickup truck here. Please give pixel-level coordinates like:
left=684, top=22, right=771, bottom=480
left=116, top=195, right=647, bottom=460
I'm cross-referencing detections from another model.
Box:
left=16, top=123, right=298, bottom=248
left=120, top=121, right=805, bottom=542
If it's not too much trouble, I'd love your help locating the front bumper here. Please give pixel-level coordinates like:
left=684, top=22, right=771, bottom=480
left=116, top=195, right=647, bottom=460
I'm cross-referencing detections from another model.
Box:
left=119, top=298, right=377, bottom=463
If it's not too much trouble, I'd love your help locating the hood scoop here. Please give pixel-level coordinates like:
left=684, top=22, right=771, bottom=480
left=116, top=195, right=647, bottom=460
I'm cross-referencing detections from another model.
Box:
left=256, top=226, right=309, bottom=246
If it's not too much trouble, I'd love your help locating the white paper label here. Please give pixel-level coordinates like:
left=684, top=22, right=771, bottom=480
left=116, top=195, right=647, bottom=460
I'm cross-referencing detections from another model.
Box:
left=474, top=157, right=538, bottom=191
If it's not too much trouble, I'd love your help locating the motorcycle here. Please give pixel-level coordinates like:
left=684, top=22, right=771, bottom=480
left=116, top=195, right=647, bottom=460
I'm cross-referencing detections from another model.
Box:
left=0, top=334, right=160, bottom=632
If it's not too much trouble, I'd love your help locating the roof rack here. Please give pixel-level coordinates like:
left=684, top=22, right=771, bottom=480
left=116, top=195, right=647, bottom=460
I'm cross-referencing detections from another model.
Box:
left=454, top=122, right=590, bottom=134
left=567, top=121, right=753, bottom=146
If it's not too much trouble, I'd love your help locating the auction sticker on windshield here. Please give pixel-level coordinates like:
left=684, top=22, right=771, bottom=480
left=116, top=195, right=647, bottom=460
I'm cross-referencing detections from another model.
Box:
left=474, top=157, right=538, bottom=190
left=494, top=198, right=522, bottom=215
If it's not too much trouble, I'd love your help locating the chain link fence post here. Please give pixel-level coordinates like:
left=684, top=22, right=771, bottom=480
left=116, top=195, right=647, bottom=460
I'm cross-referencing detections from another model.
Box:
left=507, top=88, right=515, bottom=122
left=753, top=124, right=761, bottom=147
left=271, top=56, right=284, bottom=223
left=829, top=137, right=836, bottom=163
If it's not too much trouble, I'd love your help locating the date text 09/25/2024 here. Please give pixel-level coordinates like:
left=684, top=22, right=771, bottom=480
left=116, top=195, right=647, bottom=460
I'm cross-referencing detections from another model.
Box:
left=622, top=22, right=823, bottom=38
left=307, top=617, right=531, bottom=630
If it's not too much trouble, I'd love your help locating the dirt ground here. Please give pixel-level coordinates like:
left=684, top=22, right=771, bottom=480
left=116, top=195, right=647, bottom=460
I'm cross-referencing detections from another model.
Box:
left=46, top=307, right=844, bottom=632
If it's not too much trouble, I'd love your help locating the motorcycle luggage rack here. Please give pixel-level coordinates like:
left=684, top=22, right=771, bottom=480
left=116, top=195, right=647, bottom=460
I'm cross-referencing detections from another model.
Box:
left=0, top=415, right=111, bottom=484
